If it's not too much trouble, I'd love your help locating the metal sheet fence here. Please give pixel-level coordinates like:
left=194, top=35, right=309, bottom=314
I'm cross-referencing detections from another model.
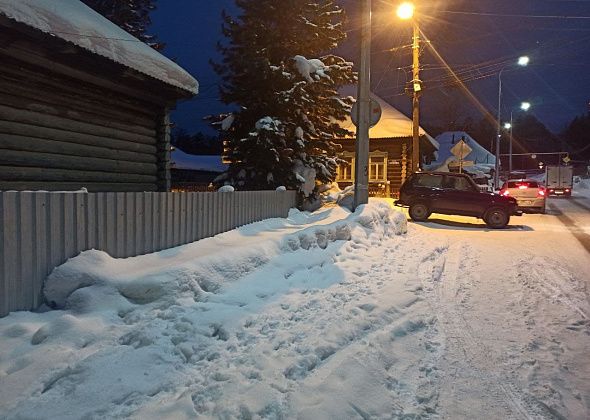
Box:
left=0, top=190, right=297, bottom=316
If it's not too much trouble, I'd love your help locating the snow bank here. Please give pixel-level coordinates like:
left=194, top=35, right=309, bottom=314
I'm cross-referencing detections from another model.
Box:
left=44, top=202, right=406, bottom=312
left=0, top=201, right=406, bottom=418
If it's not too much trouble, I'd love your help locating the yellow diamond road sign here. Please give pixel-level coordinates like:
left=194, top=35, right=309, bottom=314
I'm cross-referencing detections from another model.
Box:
left=563, top=155, right=571, bottom=164
left=450, top=140, right=472, bottom=160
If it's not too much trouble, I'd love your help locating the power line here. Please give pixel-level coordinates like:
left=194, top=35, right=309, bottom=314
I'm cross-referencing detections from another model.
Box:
left=437, top=10, right=590, bottom=20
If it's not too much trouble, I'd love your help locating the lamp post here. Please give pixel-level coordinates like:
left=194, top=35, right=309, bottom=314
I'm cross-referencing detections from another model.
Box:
left=397, top=2, right=421, bottom=174
left=494, top=55, right=529, bottom=190
left=504, top=101, right=531, bottom=175
left=353, top=0, right=372, bottom=210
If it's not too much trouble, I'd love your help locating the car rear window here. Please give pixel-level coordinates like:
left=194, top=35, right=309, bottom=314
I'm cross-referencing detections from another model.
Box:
left=506, top=181, right=539, bottom=188
left=443, top=176, right=474, bottom=191
left=412, top=174, right=443, bottom=188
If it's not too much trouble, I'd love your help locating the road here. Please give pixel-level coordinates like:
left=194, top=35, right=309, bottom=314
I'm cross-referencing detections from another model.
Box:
left=398, top=193, right=590, bottom=419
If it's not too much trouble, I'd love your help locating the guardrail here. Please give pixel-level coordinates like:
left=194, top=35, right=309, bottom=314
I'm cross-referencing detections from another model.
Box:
left=0, top=190, right=297, bottom=316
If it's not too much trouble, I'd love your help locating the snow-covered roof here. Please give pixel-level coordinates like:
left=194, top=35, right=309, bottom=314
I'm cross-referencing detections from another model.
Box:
left=171, top=149, right=228, bottom=173
left=338, top=86, right=438, bottom=149
left=0, top=0, right=198, bottom=95
left=428, top=131, right=496, bottom=170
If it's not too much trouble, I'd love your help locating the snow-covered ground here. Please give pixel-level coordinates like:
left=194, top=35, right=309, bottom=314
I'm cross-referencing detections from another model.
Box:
left=1, top=193, right=589, bottom=419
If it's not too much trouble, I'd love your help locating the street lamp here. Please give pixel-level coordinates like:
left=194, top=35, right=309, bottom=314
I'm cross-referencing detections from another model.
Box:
left=494, top=55, right=529, bottom=189
left=396, top=2, right=421, bottom=174
left=507, top=101, right=532, bottom=174
left=397, top=2, right=414, bottom=20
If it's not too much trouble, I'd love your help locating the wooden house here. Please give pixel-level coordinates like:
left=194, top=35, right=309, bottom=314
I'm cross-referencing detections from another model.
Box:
left=170, top=148, right=228, bottom=192
left=0, top=0, right=199, bottom=192
left=333, top=92, right=438, bottom=197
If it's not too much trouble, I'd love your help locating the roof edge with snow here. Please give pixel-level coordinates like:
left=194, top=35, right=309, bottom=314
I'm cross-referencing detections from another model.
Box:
left=0, top=0, right=198, bottom=95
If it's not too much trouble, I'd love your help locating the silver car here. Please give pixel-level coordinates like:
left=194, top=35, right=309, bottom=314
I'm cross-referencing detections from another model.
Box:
left=499, top=179, right=546, bottom=213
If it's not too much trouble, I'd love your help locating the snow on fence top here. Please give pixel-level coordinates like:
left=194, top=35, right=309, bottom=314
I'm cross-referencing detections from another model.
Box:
left=0, top=0, right=198, bottom=95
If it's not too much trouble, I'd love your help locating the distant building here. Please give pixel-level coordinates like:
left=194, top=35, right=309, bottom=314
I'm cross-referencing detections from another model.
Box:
left=333, top=89, right=438, bottom=197
left=0, top=0, right=198, bottom=192
left=425, top=131, right=496, bottom=175
left=170, top=149, right=228, bottom=192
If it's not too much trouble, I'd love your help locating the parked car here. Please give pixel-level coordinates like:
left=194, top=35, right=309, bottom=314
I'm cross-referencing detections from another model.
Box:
left=395, top=172, right=522, bottom=229
left=499, top=179, right=546, bottom=213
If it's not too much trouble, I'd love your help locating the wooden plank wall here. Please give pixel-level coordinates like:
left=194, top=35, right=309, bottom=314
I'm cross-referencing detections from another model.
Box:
left=0, top=190, right=298, bottom=316
left=0, top=55, right=163, bottom=192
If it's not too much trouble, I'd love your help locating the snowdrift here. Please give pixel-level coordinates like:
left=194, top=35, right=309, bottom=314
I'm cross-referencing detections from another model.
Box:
left=1, top=202, right=406, bottom=418
left=44, top=202, right=406, bottom=312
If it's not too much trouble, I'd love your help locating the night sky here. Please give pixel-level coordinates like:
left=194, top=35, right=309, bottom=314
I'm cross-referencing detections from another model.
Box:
left=151, top=0, right=590, bottom=136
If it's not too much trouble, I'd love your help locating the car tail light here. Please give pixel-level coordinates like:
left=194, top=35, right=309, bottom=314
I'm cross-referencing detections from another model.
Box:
left=565, top=189, right=570, bottom=192
left=500, top=189, right=509, bottom=196
left=517, top=183, right=529, bottom=189
left=537, top=189, right=545, bottom=198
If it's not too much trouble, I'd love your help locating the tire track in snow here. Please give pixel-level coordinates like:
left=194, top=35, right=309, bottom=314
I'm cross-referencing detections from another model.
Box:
left=418, top=241, right=554, bottom=420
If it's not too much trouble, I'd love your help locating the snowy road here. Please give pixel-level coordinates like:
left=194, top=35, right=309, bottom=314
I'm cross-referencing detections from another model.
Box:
left=0, top=190, right=589, bottom=419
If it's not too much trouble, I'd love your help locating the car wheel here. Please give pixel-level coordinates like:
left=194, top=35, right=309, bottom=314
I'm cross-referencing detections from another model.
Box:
left=409, top=203, right=430, bottom=222
left=484, top=207, right=509, bottom=229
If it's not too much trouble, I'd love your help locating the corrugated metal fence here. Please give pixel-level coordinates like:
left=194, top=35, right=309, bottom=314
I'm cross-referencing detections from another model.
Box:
left=0, top=190, right=297, bottom=316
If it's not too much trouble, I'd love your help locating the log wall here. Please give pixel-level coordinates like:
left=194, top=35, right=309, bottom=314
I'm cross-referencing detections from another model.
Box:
left=0, top=53, right=166, bottom=192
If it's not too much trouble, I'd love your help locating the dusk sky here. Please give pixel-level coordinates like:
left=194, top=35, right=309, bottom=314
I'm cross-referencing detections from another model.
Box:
left=151, top=0, right=590, bottom=136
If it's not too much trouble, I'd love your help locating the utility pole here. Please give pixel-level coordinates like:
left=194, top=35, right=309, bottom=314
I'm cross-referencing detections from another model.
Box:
left=353, top=0, right=371, bottom=210
left=411, top=20, right=421, bottom=173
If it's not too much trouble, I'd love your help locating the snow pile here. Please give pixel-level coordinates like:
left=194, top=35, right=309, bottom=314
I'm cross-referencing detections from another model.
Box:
left=321, top=182, right=355, bottom=209
left=1, top=202, right=406, bottom=419
left=217, top=185, right=235, bottom=192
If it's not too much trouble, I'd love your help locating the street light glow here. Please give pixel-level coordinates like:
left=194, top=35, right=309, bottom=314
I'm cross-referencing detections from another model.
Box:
left=504, top=122, right=512, bottom=129
left=397, top=2, right=415, bottom=20
left=518, top=56, right=530, bottom=66
left=520, top=101, right=531, bottom=111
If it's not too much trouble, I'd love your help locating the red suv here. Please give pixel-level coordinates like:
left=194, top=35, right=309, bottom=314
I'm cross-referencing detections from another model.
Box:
left=395, top=172, right=522, bottom=228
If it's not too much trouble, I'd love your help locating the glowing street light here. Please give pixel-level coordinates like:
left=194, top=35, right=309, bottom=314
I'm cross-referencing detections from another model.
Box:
left=397, top=2, right=415, bottom=20
left=504, top=122, right=512, bottom=130
left=520, top=101, right=531, bottom=111
left=518, top=56, right=530, bottom=66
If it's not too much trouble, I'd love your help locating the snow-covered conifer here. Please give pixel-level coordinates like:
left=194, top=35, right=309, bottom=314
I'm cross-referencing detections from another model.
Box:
left=211, top=0, right=356, bottom=195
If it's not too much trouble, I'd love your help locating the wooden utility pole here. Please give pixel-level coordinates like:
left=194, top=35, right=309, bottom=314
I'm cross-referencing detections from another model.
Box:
left=354, top=0, right=371, bottom=210
left=411, top=21, right=421, bottom=174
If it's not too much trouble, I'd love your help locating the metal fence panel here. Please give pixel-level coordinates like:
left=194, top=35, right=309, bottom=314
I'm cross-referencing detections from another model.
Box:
left=0, top=190, right=296, bottom=316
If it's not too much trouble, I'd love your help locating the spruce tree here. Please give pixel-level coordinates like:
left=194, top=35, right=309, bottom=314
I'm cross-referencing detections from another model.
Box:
left=211, top=0, right=356, bottom=195
left=81, top=0, right=164, bottom=50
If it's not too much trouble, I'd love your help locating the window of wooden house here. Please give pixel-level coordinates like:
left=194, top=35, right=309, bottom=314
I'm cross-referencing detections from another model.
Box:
left=337, top=155, right=354, bottom=181
left=369, top=154, right=387, bottom=181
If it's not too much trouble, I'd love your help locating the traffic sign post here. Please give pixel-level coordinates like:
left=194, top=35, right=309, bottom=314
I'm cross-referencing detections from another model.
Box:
left=351, top=98, right=382, bottom=128
left=450, top=139, right=472, bottom=174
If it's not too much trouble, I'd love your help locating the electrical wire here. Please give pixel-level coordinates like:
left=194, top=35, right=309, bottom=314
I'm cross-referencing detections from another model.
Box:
left=437, top=10, right=590, bottom=20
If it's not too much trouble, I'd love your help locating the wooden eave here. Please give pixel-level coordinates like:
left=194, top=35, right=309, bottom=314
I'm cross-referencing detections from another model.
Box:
left=0, top=16, right=194, bottom=107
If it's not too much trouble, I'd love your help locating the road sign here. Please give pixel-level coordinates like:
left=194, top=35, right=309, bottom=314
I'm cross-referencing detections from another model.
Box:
left=351, top=98, right=382, bottom=128
left=562, top=155, right=571, bottom=164
left=450, top=140, right=472, bottom=160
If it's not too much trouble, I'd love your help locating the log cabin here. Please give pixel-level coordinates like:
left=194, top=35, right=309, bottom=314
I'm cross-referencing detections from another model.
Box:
left=333, top=91, right=438, bottom=197
left=0, top=0, right=199, bottom=192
